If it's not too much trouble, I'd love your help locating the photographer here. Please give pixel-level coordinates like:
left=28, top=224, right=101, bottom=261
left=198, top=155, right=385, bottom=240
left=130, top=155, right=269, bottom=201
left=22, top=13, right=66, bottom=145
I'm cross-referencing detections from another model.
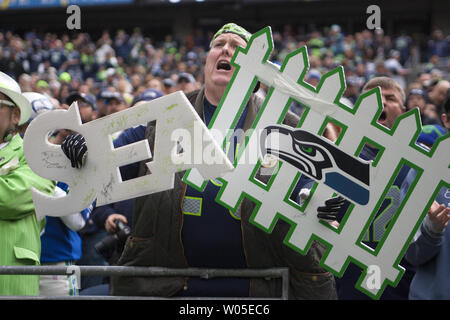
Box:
left=76, top=199, right=132, bottom=296
left=91, top=199, right=133, bottom=265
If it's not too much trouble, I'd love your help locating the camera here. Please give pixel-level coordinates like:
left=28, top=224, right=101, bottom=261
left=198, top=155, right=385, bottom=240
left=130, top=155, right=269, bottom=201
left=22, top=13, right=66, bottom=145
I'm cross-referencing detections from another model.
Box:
left=95, top=219, right=131, bottom=259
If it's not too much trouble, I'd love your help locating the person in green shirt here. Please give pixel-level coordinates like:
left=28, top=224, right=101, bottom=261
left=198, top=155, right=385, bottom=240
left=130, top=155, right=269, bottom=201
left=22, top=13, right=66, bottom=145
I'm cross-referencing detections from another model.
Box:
left=0, top=71, right=55, bottom=296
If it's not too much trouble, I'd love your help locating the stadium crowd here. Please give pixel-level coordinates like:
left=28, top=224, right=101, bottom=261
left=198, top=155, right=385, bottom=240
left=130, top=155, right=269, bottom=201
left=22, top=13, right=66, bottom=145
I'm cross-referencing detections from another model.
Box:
left=0, top=24, right=448, bottom=121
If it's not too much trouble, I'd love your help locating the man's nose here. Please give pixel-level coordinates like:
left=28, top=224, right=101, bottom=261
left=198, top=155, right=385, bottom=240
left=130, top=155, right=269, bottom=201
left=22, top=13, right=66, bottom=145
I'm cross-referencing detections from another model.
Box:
left=221, top=43, right=232, bottom=56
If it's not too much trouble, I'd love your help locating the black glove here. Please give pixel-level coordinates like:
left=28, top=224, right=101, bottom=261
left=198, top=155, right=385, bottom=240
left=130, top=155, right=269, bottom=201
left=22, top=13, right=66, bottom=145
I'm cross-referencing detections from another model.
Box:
left=317, top=196, right=345, bottom=222
left=61, top=133, right=88, bottom=169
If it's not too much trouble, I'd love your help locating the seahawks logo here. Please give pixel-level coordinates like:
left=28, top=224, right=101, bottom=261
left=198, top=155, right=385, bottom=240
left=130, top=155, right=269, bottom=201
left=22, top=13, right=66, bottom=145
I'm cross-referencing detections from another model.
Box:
left=260, top=125, right=371, bottom=205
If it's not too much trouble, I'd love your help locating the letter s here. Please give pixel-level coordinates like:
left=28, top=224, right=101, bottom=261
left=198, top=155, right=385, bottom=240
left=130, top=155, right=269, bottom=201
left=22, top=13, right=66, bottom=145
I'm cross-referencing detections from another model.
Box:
left=23, top=103, right=100, bottom=220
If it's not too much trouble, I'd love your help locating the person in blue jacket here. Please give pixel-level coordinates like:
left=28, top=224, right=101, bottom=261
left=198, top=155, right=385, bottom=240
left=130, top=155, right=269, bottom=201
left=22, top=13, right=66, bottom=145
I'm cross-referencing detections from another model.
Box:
left=403, top=101, right=450, bottom=299
left=316, top=77, right=416, bottom=300
left=39, top=182, right=92, bottom=296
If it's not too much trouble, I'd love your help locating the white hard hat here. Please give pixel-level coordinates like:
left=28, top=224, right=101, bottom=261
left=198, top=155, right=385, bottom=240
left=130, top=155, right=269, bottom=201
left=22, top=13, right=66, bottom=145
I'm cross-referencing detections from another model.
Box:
left=0, top=72, right=32, bottom=125
left=22, top=92, right=55, bottom=121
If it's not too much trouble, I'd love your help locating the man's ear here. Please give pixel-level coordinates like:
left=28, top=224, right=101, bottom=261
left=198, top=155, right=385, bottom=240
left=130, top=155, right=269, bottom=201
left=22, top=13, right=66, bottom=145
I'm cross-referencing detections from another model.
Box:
left=11, top=107, right=21, bottom=126
left=441, top=113, right=448, bottom=128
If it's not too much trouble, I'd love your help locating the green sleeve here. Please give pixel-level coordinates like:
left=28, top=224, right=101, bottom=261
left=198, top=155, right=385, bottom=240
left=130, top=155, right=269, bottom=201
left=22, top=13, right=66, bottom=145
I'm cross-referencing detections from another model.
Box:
left=0, top=156, right=55, bottom=220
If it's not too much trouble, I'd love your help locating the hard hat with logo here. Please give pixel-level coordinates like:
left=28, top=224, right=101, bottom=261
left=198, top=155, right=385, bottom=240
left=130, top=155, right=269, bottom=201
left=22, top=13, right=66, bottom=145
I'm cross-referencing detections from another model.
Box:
left=0, top=72, right=32, bottom=125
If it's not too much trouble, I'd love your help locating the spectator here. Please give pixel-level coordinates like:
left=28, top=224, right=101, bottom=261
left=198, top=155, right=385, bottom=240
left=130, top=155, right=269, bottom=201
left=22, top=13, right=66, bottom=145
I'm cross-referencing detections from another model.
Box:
left=3, top=50, right=25, bottom=79
left=424, top=54, right=440, bottom=73
left=423, top=103, right=440, bottom=121
left=129, top=73, right=143, bottom=95
left=162, top=78, right=176, bottom=95
left=116, top=77, right=133, bottom=105
left=329, top=77, right=416, bottom=300
left=95, top=31, right=115, bottom=66
left=114, top=30, right=132, bottom=61
left=57, top=82, right=71, bottom=104
left=427, top=29, right=449, bottom=59
left=441, top=88, right=450, bottom=132
left=428, top=80, right=450, bottom=115
left=344, top=76, right=361, bottom=105
left=80, top=44, right=97, bottom=80
left=18, top=73, right=33, bottom=92
left=96, top=90, right=127, bottom=118
left=147, top=77, right=164, bottom=92
left=113, top=23, right=338, bottom=299
left=48, top=40, right=67, bottom=70
left=61, top=44, right=83, bottom=82
left=129, top=88, right=163, bottom=109
left=35, top=79, right=50, bottom=95
left=0, top=72, right=55, bottom=295
left=384, top=49, right=409, bottom=89
left=406, top=88, right=441, bottom=125
left=62, top=23, right=339, bottom=299
left=65, top=92, right=97, bottom=123
left=176, top=72, right=196, bottom=93
left=403, top=108, right=449, bottom=299
left=305, top=69, right=321, bottom=87
left=394, top=32, right=412, bottom=65
left=374, top=59, right=390, bottom=78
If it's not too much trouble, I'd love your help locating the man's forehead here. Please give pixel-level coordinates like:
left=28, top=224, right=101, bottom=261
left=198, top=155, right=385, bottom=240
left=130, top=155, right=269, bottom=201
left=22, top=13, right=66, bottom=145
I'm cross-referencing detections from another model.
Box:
left=213, top=33, right=247, bottom=46
left=381, top=86, right=402, bottom=98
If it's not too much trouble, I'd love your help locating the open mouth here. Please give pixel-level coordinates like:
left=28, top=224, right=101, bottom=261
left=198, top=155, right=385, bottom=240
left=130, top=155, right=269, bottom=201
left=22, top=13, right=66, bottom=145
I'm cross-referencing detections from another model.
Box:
left=217, top=60, right=231, bottom=71
left=379, top=110, right=387, bottom=121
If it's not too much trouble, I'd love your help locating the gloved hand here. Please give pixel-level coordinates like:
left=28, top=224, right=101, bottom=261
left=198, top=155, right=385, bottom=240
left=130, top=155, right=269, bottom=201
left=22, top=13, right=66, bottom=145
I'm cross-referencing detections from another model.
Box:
left=297, top=188, right=311, bottom=205
left=61, top=133, right=88, bottom=169
left=317, top=195, right=345, bottom=222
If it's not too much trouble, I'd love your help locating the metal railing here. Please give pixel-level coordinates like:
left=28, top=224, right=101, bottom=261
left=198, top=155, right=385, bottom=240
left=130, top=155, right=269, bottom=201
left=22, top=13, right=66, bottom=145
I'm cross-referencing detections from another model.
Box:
left=0, top=265, right=289, bottom=300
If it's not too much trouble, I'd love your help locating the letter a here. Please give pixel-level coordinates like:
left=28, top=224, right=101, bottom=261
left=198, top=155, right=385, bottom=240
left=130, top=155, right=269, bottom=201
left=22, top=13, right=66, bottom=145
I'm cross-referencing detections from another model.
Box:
left=366, top=5, right=381, bottom=30
left=66, top=5, right=81, bottom=30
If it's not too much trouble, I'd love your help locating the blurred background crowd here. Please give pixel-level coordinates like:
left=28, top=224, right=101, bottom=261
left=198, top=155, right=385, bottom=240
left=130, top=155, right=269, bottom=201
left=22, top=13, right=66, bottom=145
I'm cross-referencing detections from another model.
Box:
left=0, top=22, right=448, bottom=125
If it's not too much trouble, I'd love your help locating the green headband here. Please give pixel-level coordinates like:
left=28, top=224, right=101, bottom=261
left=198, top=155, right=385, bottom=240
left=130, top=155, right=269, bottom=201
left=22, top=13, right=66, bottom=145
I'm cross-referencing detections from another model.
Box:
left=210, top=23, right=251, bottom=47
